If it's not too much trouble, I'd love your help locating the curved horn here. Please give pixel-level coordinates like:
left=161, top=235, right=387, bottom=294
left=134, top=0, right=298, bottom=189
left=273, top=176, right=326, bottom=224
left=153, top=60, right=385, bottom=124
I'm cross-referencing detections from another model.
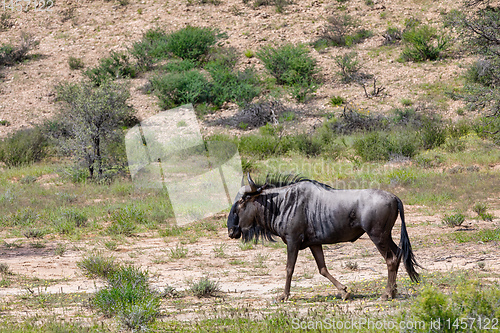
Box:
left=247, top=173, right=257, bottom=192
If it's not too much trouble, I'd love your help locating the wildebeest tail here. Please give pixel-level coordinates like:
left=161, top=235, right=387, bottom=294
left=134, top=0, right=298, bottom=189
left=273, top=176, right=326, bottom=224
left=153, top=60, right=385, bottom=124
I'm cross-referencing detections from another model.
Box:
left=396, top=197, right=421, bottom=283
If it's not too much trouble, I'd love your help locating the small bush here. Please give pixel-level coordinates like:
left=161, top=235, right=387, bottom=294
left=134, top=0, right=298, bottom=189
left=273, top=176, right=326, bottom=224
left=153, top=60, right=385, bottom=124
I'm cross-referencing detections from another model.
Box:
left=54, top=243, right=67, bottom=256
left=464, top=58, right=498, bottom=87
left=382, top=27, right=402, bottom=45
left=162, top=59, right=198, bottom=72
left=130, top=28, right=170, bottom=70
left=353, top=131, right=392, bottom=161
left=345, top=29, right=373, bottom=47
left=335, top=51, right=365, bottom=83
left=238, top=134, right=279, bottom=158
left=0, top=127, right=48, bottom=167
left=473, top=202, right=488, bottom=216
left=313, top=14, right=354, bottom=48
left=169, top=244, right=188, bottom=259
left=23, top=228, right=45, bottom=239
left=330, top=96, right=345, bottom=106
left=400, top=23, right=449, bottom=62
left=166, top=26, right=222, bottom=62
left=257, top=43, right=318, bottom=87
left=189, top=276, right=220, bottom=297
left=84, top=51, right=137, bottom=86
left=68, top=56, right=84, bottom=70
left=205, top=58, right=261, bottom=107
left=328, top=106, right=387, bottom=134
left=93, top=266, right=160, bottom=331
left=0, top=32, right=38, bottom=66
left=150, top=70, right=210, bottom=109
left=419, top=118, right=446, bottom=149
left=77, top=251, right=118, bottom=279
left=0, top=263, right=9, bottom=275
left=442, top=213, right=465, bottom=227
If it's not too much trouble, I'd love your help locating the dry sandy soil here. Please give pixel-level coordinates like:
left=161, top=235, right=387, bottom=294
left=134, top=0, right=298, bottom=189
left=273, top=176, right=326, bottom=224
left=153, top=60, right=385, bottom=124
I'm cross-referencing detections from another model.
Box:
left=0, top=206, right=499, bottom=321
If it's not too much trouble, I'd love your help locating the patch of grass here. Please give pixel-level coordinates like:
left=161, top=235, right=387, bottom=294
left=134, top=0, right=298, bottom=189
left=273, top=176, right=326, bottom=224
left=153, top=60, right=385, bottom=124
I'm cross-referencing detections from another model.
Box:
left=23, top=228, right=45, bottom=239
left=54, top=243, right=66, bottom=256
left=451, top=228, right=500, bottom=243
left=442, top=213, right=465, bottom=227
left=343, top=260, right=358, bottom=271
left=213, top=243, right=226, bottom=258
left=188, top=276, right=220, bottom=297
left=238, top=242, right=254, bottom=251
left=84, top=51, right=137, bottom=86
left=77, top=251, right=118, bottom=279
left=68, top=56, right=84, bottom=70
left=169, top=244, right=188, bottom=259
left=92, top=265, right=160, bottom=331
left=330, top=95, right=345, bottom=106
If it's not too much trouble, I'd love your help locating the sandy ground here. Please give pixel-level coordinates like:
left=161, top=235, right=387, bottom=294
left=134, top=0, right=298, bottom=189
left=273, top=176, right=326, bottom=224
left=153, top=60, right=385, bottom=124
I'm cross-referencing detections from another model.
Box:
left=1, top=206, right=499, bottom=322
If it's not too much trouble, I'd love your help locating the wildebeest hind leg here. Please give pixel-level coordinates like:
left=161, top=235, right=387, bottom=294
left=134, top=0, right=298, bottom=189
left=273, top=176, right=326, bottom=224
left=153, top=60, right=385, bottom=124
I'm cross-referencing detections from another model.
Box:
left=370, top=237, right=401, bottom=300
left=309, top=245, right=350, bottom=300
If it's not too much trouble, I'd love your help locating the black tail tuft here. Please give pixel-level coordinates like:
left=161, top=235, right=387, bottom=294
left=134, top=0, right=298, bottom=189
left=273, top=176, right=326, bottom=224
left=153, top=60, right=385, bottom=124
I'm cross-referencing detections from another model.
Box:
left=397, top=197, right=421, bottom=283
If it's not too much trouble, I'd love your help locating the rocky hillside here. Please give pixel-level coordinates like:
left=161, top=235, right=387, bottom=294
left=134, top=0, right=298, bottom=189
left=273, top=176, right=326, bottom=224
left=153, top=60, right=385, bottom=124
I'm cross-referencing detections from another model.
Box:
left=0, top=0, right=466, bottom=138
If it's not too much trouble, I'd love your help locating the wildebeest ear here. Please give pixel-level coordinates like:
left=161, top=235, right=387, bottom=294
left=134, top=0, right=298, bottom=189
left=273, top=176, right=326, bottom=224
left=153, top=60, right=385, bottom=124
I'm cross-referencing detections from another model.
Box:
left=247, top=173, right=257, bottom=192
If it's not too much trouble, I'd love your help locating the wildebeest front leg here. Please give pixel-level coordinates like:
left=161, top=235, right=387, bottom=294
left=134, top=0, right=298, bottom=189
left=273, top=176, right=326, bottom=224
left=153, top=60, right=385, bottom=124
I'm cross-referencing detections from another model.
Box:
left=309, top=245, right=351, bottom=300
left=278, top=242, right=300, bottom=302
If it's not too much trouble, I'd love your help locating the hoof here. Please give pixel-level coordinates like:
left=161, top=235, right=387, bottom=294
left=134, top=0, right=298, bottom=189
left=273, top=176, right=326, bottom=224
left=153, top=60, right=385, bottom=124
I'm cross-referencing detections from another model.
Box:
left=340, top=290, right=351, bottom=300
left=276, top=293, right=289, bottom=302
left=380, top=291, right=397, bottom=301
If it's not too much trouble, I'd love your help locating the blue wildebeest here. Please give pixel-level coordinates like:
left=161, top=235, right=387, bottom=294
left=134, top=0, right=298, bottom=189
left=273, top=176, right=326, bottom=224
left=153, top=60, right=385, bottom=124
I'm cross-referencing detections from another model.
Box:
left=227, top=174, right=420, bottom=301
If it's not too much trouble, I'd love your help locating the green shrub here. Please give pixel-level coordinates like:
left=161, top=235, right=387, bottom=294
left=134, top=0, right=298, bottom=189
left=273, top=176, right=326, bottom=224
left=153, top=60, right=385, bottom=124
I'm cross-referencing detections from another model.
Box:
left=419, top=118, right=446, bottom=149
left=353, top=131, right=392, bottom=161
left=54, top=209, right=88, bottom=234
left=345, top=28, right=373, bottom=47
left=189, top=276, right=220, bottom=297
left=238, top=134, right=279, bottom=158
left=8, top=208, right=39, bottom=227
left=68, top=56, right=84, bottom=70
left=150, top=70, right=210, bottom=109
left=166, top=26, right=222, bottom=62
left=442, top=213, right=465, bottom=227
left=0, top=127, right=47, bottom=167
left=335, top=51, right=363, bottom=83
left=257, top=43, right=318, bottom=87
left=205, top=60, right=261, bottom=107
left=93, top=266, right=160, bottom=331
left=106, top=207, right=143, bottom=236
left=0, top=32, right=38, bottom=66
left=464, top=59, right=497, bottom=87
left=473, top=202, right=488, bottom=216
left=281, top=133, right=324, bottom=157
left=130, top=28, right=170, bottom=70
left=84, top=51, right=137, bottom=86
left=162, top=59, right=198, bottom=72
left=330, top=96, right=345, bottom=106
left=400, top=23, right=449, bottom=62
left=388, top=131, right=419, bottom=158
left=77, top=251, right=118, bottom=279
left=313, top=14, right=354, bottom=49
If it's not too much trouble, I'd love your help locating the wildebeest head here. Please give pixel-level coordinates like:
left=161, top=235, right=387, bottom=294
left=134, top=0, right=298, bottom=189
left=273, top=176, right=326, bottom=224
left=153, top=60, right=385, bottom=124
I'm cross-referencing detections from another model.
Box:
left=227, top=173, right=264, bottom=240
